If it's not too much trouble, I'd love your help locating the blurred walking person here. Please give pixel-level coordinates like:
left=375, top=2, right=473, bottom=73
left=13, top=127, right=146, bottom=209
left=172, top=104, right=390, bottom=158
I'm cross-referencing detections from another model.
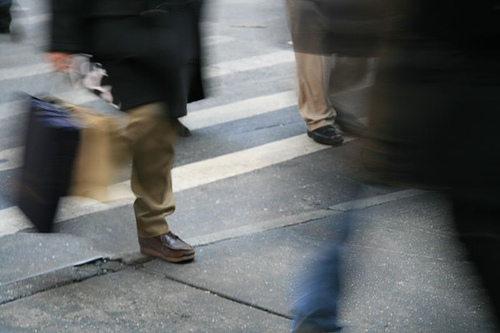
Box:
left=290, top=0, right=500, bottom=331
left=364, top=0, right=500, bottom=323
left=47, top=0, right=205, bottom=263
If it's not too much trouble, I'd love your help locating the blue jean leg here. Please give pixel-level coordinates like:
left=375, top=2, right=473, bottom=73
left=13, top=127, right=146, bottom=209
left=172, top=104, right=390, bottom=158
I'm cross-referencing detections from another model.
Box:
left=291, top=211, right=355, bottom=332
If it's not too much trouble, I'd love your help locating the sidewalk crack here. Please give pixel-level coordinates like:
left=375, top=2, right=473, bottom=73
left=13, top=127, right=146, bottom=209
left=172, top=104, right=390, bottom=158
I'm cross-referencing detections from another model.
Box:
left=137, top=267, right=291, bottom=321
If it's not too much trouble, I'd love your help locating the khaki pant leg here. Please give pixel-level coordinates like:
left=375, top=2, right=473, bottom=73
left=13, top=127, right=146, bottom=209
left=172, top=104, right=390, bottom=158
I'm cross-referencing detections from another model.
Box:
left=124, top=103, right=177, bottom=238
left=294, top=52, right=336, bottom=131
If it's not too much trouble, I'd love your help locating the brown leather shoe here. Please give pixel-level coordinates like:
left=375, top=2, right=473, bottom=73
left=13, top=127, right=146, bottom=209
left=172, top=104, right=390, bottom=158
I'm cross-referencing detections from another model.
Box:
left=139, top=232, right=195, bottom=263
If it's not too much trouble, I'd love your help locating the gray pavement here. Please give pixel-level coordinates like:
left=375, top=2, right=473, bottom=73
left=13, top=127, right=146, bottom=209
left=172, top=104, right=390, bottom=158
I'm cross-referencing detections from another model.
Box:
left=0, top=0, right=499, bottom=332
left=1, top=189, right=498, bottom=332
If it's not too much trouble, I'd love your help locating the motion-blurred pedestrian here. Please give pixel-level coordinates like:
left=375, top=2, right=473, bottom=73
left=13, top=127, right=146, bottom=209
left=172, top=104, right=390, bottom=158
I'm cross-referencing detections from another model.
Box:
left=47, top=0, right=205, bottom=263
left=291, top=0, right=500, bottom=331
left=364, top=0, right=500, bottom=322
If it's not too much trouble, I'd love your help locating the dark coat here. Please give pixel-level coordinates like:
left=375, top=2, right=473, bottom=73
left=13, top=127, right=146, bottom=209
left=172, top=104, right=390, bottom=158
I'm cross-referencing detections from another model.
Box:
left=362, top=0, right=500, bottom=205
left=49, top=0, right=205, bottom=116
left=285, top=0, right=400, bottom=56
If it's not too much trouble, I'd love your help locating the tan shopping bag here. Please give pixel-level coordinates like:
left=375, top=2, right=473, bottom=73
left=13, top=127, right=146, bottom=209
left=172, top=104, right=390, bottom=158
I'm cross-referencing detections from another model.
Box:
left=52, top=100, right=128, bottom=202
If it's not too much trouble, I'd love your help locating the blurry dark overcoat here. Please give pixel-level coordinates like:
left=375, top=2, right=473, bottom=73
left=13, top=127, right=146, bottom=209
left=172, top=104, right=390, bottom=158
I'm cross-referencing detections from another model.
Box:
left=50, top=0, right=205, bottom=116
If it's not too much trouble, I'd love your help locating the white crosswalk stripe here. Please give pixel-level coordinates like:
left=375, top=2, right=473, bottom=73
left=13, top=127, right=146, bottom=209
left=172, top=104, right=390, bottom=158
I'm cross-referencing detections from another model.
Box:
left=182, top=90, right=296, bottom=130
left=204, top=50, right=294, bottom=78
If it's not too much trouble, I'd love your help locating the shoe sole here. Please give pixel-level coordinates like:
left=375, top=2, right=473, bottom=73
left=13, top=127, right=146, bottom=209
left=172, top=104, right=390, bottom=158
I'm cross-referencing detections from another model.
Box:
left=140, top=247, right=195, bottom=263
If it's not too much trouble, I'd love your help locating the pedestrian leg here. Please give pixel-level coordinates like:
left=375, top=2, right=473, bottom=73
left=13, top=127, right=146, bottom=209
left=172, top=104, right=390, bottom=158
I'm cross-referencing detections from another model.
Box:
left=124, top=102, right=176, bottom=238
left=294, top=52, right=335, bottom=132
left=124, top=102, right=195, bottom=263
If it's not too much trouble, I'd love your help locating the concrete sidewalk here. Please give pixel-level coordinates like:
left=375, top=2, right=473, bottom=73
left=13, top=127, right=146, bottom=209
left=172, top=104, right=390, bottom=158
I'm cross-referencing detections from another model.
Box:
left=0, top=190, right=497, bottom=332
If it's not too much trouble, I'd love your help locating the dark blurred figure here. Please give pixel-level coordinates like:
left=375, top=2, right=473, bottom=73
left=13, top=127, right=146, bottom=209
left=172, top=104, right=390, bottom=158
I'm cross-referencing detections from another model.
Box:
left=291, top=0, right=500, bottom=331
left=364, top=0, right=500, bottom=322
left=47, top=0, right=205, bottom=263
left=0, top=0, right=11, bottom=33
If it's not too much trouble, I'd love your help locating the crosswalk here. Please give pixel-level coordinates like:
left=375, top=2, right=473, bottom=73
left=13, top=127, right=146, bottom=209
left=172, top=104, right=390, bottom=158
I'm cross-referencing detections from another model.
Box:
left=0, top=8, right=337, bottom=240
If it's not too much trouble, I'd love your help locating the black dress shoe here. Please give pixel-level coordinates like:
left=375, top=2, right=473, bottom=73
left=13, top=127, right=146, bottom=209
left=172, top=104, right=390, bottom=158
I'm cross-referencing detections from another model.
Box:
left=307, top=125, right=344, bottom=146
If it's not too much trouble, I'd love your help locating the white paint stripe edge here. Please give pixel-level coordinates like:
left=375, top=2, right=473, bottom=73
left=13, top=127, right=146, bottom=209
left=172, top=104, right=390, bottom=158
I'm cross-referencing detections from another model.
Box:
left=205, top=50, right=294, bottom=78
left=182, top=90, right=296, bottom=130
left=181, top=190, right=426, bottom=247
left=0, top=90, right=296, bottom=172
left=186, top=209, right=335, bottom=247
left=4, top=187, right=430, bottom=279
left=330, top=189, right=428, bottom=212
left=101, top=189, right=429, bottom=260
